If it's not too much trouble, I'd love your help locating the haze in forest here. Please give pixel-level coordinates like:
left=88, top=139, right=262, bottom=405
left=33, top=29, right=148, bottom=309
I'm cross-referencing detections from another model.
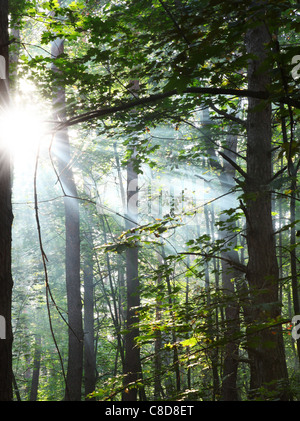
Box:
left=0, top=0, right=299, bottom=403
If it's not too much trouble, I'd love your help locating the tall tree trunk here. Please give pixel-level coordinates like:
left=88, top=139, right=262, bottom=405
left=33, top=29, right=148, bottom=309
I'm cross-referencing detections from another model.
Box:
left=51, top=37, right=83, bottom=401
left=220, top=236, right=240, bottom=401
left=289, top=171, right=300, bottom=364
left=154, top=251, right=164, bottom=400
left=245, top=18, right=289, bottom=399
left=123, top=159, right=144, bottom=401
left=123, top=80, right=145, bottom=401
left=219, top=133, right=241, bottom=401
left=100, top=212, right=125, bottom=369
left=83, top=230, right=96, bottom=400
left=202, top=108, right=240, bottom=400
left=203, top=205, right=219, bottom=399
left=0, top=0, right=13, bottom=401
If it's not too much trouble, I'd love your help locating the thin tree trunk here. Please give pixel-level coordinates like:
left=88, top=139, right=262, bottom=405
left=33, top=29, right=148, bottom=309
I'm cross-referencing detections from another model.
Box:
left=83, top=230, right=96, bottom=400
left=289, top=172, right=300, bottom=364
left=51, top=37, right=83, bottom=401
left=203, top=205, right=220, bottom=400
left=100, top=213, right=125, bottom=369
left=154, top=252, right=164, bottom=400
left=13, top=372, right=21, bottom=401
left=29, top=334, right=41, bottom=401
left=153, top=187, right=164, bottom=399
left=219, top=133, right=241, bottom=401
left=220, top=240, right=240, bottom=401
left=0, top=0, right=13, bottom=401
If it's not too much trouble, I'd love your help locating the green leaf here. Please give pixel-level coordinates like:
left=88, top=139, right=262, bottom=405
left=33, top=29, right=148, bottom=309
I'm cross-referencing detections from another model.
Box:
left=180, top=337, right=197, bottom=348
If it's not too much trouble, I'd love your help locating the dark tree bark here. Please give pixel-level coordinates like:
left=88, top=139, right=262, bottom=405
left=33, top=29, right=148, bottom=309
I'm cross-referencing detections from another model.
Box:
left=244, top=18, right=289, bottom=399
left=0, top=0, right=13, bottom=401
left=51, top=37, right=83, bottom=401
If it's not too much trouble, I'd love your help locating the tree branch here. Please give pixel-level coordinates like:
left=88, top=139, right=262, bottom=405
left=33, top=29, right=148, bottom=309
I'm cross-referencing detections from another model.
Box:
left=208, top=101, right=247, bottom=127
left=55, top=87, right=300, bottom=130
left=179, top=251, right=247, bottom=273
left=218, top=150, right=247, bottom=179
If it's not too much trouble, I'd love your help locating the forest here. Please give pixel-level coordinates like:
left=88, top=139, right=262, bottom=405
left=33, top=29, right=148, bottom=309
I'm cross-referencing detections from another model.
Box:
left=0, top=0, right=299, bottom=403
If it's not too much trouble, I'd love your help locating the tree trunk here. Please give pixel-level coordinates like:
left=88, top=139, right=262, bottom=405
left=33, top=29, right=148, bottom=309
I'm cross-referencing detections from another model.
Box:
left=100, top=212, right=125, bottom=369
left=289, top=173, right=300, bottom=364
left=29, top=334, right=41, bottom=401
left=245, top=19, right=289, bottom=399
left=203, top=205, right=220, bottom=399
left=51, top=37, right=83, bottom=401
left=0, top=0, right=13, bottom=401
left=202, top=108, right=240, bottom=400
left=153, top=263, right=163, bottom=400
left=123, top=159, right=144, bottom=401
left=219, top=133, right=241, bottom=401
left=220, top=241, right=240, bottom=401
left=83, top=230, right=96, bottom=400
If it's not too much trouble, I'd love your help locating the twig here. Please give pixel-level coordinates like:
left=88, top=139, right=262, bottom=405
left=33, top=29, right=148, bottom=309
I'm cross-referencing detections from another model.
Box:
left=158, top=0, right=190, bottom=46
left=178, top=251, right=247, bottom=273
left=208, top=101, right=247, bottom=128
left=33, top=141, right=70, bottom=400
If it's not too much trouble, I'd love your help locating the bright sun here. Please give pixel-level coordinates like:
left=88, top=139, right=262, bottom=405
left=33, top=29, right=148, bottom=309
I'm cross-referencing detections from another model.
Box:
left=0, top=79, right=50, bottom=166
left=0, top=103, right=48, bottom=162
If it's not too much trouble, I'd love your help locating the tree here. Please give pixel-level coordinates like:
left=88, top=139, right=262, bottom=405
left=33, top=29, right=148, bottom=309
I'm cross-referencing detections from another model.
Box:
left=123, top=157, right=144, bottom=401
left=82, top=226, right=96, bottom=400
left=244, top=13, right=289, bottom=399
left=51, top=35, right=83, bottom=401
left=29, top=334, right=41, bottom=401
left=0, top=0, right=13, bottom=401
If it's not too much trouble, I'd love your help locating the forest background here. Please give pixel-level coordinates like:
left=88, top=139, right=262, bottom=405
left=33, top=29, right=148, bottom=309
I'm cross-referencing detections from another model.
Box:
left=0, top=0, right=299, bottom=402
